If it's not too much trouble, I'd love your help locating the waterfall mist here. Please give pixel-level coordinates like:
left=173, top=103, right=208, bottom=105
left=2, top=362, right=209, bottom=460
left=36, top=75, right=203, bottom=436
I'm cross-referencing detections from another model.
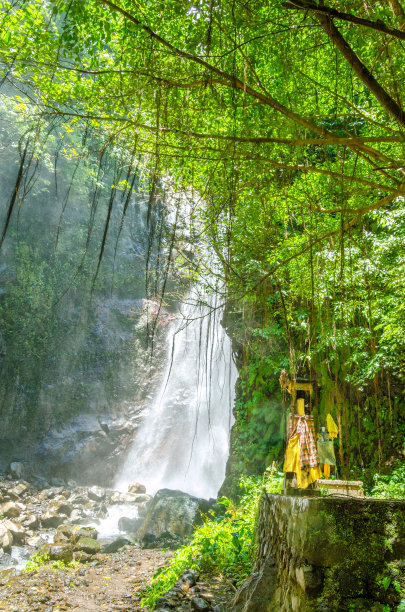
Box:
left=115, top=286, right=237, bottom=499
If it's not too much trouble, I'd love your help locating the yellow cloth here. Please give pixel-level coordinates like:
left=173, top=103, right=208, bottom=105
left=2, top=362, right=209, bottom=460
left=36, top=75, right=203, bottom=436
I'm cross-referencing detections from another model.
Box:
left=283, top=434, right=321, bottom=489
left=326, top=414, right=339, bottom=438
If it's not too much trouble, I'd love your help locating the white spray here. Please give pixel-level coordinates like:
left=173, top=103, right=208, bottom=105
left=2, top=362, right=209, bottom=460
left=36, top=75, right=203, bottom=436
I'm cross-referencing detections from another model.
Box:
left=115, top=286, right=237, bottom=499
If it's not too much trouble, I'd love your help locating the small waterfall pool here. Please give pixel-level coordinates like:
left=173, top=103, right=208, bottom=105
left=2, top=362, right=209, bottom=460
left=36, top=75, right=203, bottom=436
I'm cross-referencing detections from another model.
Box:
left=115, top=287, right=237, bottom=499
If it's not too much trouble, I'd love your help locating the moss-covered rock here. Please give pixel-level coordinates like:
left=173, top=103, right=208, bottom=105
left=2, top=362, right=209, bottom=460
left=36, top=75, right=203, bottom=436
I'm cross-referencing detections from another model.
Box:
left=75, top=537, right=101, bottom=555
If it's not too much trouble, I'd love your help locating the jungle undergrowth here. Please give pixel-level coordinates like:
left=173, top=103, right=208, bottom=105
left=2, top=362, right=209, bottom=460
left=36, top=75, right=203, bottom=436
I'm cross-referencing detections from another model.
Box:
left=140, top=472, right=283, bottom=609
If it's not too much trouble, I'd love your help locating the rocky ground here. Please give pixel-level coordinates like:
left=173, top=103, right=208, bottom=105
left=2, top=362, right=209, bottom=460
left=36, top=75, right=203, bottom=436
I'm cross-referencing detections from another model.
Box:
left=0, top=467, right=234, bottom=611
left=0, top=544, right=233, bottom=611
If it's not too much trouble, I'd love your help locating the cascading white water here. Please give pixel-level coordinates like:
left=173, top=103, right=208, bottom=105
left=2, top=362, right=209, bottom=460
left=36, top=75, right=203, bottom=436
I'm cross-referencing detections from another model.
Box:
left=115, top=287, right=237, bottom=499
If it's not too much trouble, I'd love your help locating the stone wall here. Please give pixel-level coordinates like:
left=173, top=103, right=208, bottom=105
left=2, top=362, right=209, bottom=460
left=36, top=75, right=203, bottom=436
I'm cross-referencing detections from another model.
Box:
left=231, top=493, right=405, bottom=612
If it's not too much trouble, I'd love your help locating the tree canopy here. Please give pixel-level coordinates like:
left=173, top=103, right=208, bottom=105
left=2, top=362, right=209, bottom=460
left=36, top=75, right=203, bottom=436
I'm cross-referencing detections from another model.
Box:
left=1, top=0, right=405, bottom=475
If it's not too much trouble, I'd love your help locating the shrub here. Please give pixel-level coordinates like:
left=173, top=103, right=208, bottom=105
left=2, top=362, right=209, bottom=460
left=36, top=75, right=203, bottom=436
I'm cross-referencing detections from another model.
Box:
left=140, top=471, right=283, bottom=609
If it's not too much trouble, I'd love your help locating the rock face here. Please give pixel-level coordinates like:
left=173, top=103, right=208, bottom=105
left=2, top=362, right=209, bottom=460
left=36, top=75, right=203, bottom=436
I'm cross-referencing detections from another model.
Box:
left=0, top=295, right=173, bottom=487
left=136, top=489, right=215, bottom=542
left=230, top=494, right=405, bottom=612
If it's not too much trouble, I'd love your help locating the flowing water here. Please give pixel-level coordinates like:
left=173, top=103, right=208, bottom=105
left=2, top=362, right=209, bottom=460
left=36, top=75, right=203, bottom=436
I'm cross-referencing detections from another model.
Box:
left=115, top=287, right=237, bottom=499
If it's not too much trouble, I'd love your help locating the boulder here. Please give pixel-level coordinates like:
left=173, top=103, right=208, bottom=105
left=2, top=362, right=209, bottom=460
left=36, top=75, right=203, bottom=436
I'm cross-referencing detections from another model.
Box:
left=75, top=537, right=101, bottom=555
left=68, top=493, right=89, bottom=505
left=0, top=523, right=13, bottom=552
left=55, top=524, right=98, bottom=544
left=76, top=526, right=98, bottom=541
left=109, top=492, right=138, bottom=504
left=192, top=598, right=210, bottom=611
left=2, top=519, right=26, bottom=544
left=10, top=483, right=29, bottom=498
left=49, top=477, right=65, bottom=487
left=137, top=501, right=150, bottom=517
left=128, top=482, right=146, bottom=494
left=37, top=490, right=50, bottom=502
left=73, top=550, right=94, bottom=563
left=27, top=535, right=47, bottom=548
left=118, top=516, right=143, bottom=534
left=0, top=501, right=21, bottom=518
left=21, top=514, right=39, bottom=530
left=29, top=475, right=49, bottom=490
left=49, top=499, right=73, bottom=516
left=69, top=509, right=85, bottom=523
left=55, top=524, right=77, bottom=544
left=47, top=544, right=74, bottom=563
left=136, top=489, right=215, bottom=541
left=6, top=462, right=25, bottom=479
left=41, top=512, right=65, bottom=528
left=88, top=486, right=106, bottom=502
left=102, top=537, right=131, bottom=553
left=0, top=550, right=13, bottom=567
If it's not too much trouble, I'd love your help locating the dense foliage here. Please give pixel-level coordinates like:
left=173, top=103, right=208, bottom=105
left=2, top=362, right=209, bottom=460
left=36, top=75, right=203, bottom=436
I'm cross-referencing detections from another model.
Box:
left=0, top=0, right=404, bottom=475
left=140, top=473, right=283, bottom=609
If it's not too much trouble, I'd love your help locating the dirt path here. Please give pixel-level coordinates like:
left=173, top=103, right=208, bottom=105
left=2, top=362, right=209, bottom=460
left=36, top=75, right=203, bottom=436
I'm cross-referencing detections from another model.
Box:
left=0, top=546, right=233, bottom=611
left=0, top=547, right=172, bottom=611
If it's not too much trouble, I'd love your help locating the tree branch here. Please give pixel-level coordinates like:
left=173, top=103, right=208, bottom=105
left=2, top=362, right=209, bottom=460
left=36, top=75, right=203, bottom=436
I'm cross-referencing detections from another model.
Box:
left=255, top=191, right=401, bottom=287
left=313, top=12, right=405, bottom=128
left=283, top=0, right=405, bottom=40
left=96, top=0, right=393, bottom=163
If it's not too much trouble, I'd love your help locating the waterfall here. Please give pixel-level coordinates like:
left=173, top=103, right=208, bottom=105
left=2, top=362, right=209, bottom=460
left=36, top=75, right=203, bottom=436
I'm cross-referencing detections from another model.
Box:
left=115, top=287, right=237, bottom=499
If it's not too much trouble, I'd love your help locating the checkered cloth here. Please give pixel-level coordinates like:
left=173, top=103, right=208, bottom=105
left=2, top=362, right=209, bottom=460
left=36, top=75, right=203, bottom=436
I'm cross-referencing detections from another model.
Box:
left=289, top=415, right=319, bottom=469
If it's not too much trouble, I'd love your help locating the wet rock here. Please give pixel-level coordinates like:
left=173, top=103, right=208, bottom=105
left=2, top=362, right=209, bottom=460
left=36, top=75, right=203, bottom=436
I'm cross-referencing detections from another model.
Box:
left=102, top=537, right=131, bottom=553
left=156, top=595, right=178, bottom=609
left=10, top=483, right=29, bottom=498
left=141, top=533, right=157, bottom=548
left=191, top=597, right=210, bottom=611
left=6, top=462, right=25, bottom=479
left=55, top=524, right=97, bottom=545
left=76, top=526, right=98, bottom=540
left=47, top=544, right=74, bottom=563
left=49, top=500, right=73, bottom=516
left=0, top=549, right=13, bottom=566
left=110, top=492, right=139, bottom=504
left=88, top=486, right=106, bottom=502
left=118, top=516, right=143, bottom=534
left=0, top=502, right=20, bottom=518
left=41, top=512, right=65, bottom=528
left=29, top=475, right=49, bottom=490
left=37, top=490, right=50, bottom=502
left=2, top=520, right=26, bottom=544
left=136, top=489, right=214, bottom=540
left=68, top=493, right=88, bottom=505
left=21, top=514, right=39, bottom=530
left=155, top=531, right=181, bottom=548
left=49, top=477, right=65, bottom=487
left=0, top=523, right=13, bottom=552
left=27, top=535, right=47, bottom=548
left=75, top=537, right=101, bottom=555
left=128, top=482, right=146, bottom=494
left=72, top=550, right=93, bottom=563
left=180, top=569, right=198, bottom=588
left=137, top=501, right=150, bottom=517
left=55, top=524, right=77, bottom=544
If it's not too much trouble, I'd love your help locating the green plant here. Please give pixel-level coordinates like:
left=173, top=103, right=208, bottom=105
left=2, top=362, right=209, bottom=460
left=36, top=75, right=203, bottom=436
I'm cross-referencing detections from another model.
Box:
left=371, top=462, right=405, bottom=499
left=23, top=552, right=51, bottom=572
left=140, top=473, right=281, bottom=609
left=24, top=551, right=80, bottom=573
